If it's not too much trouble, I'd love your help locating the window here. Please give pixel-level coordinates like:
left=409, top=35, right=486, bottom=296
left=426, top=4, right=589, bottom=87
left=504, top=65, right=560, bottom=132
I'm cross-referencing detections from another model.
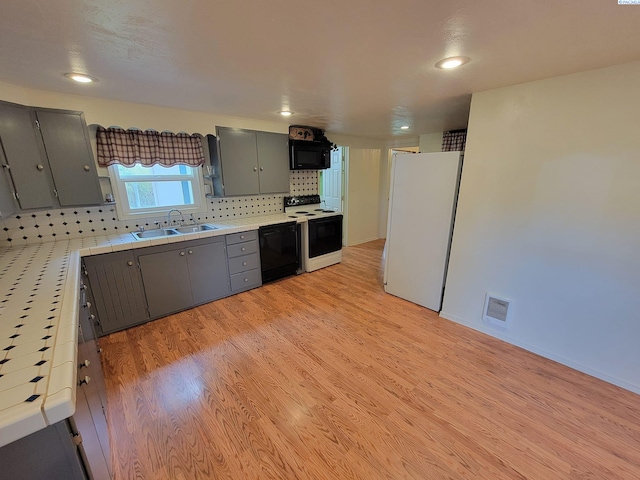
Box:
left=109, top=163, right=206, bottom=220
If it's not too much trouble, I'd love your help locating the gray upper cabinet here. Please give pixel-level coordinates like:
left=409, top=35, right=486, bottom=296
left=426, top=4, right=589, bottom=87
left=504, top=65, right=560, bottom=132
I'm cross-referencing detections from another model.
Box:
left=217, top=128, right=260, bottom=196
left=0, top=101, right=54, bottom=209
left=213, top=127, right=290, bottom=196
left=256, top=131, right=291, bottom=194
left=0, top=143, right=17, bottom=217
left=35, top=109, right=103, bottom=206
left=0, top=100, right=103, bottom=210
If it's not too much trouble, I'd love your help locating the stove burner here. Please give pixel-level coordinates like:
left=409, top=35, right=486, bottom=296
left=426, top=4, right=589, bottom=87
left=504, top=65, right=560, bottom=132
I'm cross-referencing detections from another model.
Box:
left=288, top=215, right=297, bottom=218
left=306, top=213, right=316, bottom=216
left=322, top=210, right=335, bottom=213
left=295, top=211, right=309, bottom=214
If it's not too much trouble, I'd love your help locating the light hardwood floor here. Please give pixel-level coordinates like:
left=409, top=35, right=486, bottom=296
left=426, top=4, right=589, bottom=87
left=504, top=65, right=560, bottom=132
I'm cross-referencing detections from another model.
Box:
left=101, top=240, right=640, bottom=479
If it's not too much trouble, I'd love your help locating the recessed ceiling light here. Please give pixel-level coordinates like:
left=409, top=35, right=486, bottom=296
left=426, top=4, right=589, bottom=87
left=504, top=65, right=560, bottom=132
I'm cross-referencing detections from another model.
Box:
left=279, top=110, right=293, bottom=116
left=434, top=56, right=470, bottom=69
left=400, top=125, right=410, bottom=130
left=64, top=73, right=97, bottom=83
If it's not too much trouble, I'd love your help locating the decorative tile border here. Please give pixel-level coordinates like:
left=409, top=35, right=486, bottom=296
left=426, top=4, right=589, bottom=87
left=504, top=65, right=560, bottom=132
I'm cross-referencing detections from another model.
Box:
left=0, top=171, right=318, bottom=246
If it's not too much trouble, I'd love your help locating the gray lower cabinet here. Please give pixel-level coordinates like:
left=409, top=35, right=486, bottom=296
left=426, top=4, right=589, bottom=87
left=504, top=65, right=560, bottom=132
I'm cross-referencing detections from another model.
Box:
left=211, top=128, right=290, bottom=196
left=138, top=237, right=230, bottom=319
left=83, top=250, right=149, bottom=335
left=225, top=230, right=262, bottom=293
left=0, top=100, right=102, bottom=210
left=0, top=421, right=87, bottom=480
left=84, top=232, right=261, bottom=333
left=0, top=277, right=113, bottom=480
left=78, top=276, right=112, bottom=479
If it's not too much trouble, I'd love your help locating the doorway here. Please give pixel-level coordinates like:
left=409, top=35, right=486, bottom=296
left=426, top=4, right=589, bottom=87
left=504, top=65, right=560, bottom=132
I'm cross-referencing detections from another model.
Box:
left=320, top=145, right=348, bottom=245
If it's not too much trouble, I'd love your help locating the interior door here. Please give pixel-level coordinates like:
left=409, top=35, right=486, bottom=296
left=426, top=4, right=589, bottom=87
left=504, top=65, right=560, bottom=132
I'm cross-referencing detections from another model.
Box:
left=322, top=146, right=343, bottom=211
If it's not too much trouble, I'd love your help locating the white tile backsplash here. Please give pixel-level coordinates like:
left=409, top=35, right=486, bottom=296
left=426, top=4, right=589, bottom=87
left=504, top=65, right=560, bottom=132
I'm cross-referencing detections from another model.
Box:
left=0, top=170, right=318, bottom=246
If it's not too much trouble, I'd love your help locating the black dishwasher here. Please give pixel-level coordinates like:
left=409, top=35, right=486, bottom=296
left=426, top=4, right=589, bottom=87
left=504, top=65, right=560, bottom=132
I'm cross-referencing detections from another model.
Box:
left=259, top=222, right=299, bottom=283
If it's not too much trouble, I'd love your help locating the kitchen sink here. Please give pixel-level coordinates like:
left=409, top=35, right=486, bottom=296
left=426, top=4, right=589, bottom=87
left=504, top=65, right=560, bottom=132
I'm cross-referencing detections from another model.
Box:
left=174, top=224, right=217, bottom=234
left=132, top=228, right=179, bottom=240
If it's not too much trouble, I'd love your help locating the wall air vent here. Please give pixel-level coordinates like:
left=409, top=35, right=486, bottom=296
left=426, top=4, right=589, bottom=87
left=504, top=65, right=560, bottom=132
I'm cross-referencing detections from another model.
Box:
left=483, top=294, right=512, bottom=328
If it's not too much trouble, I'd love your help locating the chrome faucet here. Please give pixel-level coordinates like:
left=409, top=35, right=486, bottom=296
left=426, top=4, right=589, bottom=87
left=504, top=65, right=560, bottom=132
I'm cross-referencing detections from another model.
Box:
left=167, top=209, right=184, bottom=227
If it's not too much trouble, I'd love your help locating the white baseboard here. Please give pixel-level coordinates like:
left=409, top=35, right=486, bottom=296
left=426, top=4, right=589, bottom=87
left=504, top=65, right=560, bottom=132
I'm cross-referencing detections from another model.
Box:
left=347, top=236, right=381, bottom=246
left=438, top=311, right=640, bottom=395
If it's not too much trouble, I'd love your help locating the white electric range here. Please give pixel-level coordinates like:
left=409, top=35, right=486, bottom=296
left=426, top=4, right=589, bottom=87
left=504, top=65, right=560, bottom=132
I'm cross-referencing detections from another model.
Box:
left=284, top=195, right=343, bottom=272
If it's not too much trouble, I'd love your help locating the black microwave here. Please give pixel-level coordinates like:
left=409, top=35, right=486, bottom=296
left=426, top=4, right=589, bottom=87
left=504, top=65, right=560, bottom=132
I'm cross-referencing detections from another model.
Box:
left=289, top=140, right=331, bottom=170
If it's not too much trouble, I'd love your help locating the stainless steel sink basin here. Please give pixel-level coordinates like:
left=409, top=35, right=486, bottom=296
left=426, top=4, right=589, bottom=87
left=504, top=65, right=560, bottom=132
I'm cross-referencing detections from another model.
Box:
left=174, top=224, right=217, bottom=234
left=132, top=228, right=178, bottom=240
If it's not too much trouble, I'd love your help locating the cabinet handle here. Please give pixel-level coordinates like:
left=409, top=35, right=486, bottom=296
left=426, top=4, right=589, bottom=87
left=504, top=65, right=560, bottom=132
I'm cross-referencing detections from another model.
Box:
left=253, top=167, right=258, bottom=172
left=80, top=283, right=86, bottom=290
left=79, top=359, right=90, bottom=369
left=83, top=165, right=90, bottom=172
left=242, top=261, right=247, bottom=266
left=244, top=278, right=248, bottom=282
left=86, top=301, right=91, bottom=309
left=78, top=376, right=91, bottom=386
left=180, top=251, right=185, bottom=256
left=127, top=261, right=133, bottom=266
left=240, top=235, right=245, bottom=239
left=260, top=167, right=264, bottom=172
left=36, top=164, right=44, bottom=171
left=241, top=247, right=246, bottom=251
left=188, top=250, right=193, bottom=255
left=89, top=314, right=95, bottom=320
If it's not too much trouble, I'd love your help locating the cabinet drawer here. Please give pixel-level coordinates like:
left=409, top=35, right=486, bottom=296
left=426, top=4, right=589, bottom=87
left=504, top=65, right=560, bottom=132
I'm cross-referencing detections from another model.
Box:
left=227, top=240, right=258, bottom=258
left=230, top=268, right=262, bottom=292
left=228, top=252, right=259, bottom=274
left=226, top=230, right=258, bottom=245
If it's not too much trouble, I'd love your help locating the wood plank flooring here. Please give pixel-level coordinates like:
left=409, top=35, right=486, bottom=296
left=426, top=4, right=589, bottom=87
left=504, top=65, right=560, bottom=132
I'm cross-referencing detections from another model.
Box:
left=100, top=240, right=640, bottom=479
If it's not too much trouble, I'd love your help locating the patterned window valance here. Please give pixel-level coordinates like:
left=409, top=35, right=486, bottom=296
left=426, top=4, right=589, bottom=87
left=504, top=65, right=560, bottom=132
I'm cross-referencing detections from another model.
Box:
left=96, top=126, right=205, bottom=167
left=441, top=129, right=467, bottom=152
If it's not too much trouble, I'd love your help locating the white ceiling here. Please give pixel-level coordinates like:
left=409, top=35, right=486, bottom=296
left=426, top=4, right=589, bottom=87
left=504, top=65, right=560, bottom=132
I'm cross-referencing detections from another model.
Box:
left=1, top=0, right=640, bottom=140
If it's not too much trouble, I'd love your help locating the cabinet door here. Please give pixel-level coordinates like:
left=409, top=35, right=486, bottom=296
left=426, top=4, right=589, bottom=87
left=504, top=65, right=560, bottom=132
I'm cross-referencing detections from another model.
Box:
left=138, top=248, right=193, bottom=318
left=256, top=131, right=290, bottom=194
left=35, top=109, right=103, bottom=207
left=84, top=251, right=149, bottom=334
left=217, top=127, right=260, bottom=196
left=0, top=144, right=17, bottom=217
left=0, top=101, right=54, bottom=209
left=186, top=239, right=230, bottom=305
left=76, top=323, right=112, bottom=479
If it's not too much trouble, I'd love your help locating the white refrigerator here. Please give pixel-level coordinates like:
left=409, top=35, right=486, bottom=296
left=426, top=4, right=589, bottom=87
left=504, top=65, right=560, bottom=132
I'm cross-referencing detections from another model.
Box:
left=383, top=151, right=462, bottom=311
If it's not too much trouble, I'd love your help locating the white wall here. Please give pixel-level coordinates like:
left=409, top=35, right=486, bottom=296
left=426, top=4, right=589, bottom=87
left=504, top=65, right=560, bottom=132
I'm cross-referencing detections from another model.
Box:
left=419, top=132, right=443, bottom=153
left=0, top=81, right=288, bottom=134
left=1, top=82, right=388, bottom=247
left=441, top=61, right=640, bottom=393
left=346, top=148, right=381, bottom=245
left=329, top=134, right=385, bottom=246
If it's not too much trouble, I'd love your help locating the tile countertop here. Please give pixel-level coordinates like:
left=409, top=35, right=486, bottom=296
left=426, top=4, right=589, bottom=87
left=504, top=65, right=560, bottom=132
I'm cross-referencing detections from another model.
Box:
left=0, top=214, right=301, bottom=448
